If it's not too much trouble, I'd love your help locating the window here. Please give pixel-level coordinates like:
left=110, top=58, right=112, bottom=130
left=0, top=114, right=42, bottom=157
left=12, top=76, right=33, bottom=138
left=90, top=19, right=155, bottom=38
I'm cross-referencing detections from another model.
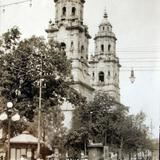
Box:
left=61, top=42, right=66, bottom=50
left=101, top=44, right=104, bottom=52
left=108, top=44, right=111, bottom=51
left=72, top=7, right=76, bottom=16
left=108, top=71, right=110, bottom=76
left=70, top=41, right=74, bottom=51
left=62, top=7, right=66, bottom=16
left=114, top=73, right=117, bottom=79
left=107, top=71, right=111, bottom=79
left=92, top=72, right=95, bottom=80
left=81, top=45, right=84, bottom=53
left=99, top=71, right=104, bottom=82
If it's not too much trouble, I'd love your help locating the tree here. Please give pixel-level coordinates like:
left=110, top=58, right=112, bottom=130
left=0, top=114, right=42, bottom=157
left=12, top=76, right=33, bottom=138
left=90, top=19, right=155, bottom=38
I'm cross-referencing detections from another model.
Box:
left=66, top=91, right=128, bottom=157
left=0, top=27, right=85, bottom=148
left=111, top=112, right=153, bottom=160
left=68, top=91, right=153, bottom=159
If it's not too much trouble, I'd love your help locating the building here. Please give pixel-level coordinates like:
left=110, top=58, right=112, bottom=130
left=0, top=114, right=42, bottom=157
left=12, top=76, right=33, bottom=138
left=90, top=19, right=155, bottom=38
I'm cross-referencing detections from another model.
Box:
left=152, top=138, right=159, bottom=160
left=0, top=128, right=5, bottom=158
left=46, top=0, right=121, bottom=127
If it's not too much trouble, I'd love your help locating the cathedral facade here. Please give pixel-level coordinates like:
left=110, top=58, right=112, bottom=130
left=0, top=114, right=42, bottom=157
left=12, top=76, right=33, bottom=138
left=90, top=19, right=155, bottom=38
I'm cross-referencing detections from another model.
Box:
left=46, top=0, right=121, bottom=127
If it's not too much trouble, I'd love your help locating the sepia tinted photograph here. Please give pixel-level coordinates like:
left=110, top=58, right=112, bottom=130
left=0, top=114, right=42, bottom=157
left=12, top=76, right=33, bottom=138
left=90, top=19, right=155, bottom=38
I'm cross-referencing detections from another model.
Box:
left=0, top=0, right=159, bottom=160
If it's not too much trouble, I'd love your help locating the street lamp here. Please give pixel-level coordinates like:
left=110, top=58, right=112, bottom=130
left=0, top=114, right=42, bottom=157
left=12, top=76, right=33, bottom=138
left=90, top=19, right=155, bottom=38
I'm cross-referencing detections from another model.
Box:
left=129, top=68, right=136, bottom=83
left=0, top=102, right=20, bottom=160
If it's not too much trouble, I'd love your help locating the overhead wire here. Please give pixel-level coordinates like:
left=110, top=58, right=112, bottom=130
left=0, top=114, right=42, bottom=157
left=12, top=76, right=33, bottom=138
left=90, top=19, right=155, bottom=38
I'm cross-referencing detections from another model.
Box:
left=0, top=0, right=32, bottom=8
left=0, top=0, right=32, bottom=13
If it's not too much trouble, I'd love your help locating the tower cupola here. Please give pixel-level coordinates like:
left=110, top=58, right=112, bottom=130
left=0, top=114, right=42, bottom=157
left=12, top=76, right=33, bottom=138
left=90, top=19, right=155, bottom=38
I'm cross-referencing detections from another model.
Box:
left=94, top=11, right=117, bottom=55
left=99, top=11, right=112, bottom=33
left=54, top=0, right=85, bottom=25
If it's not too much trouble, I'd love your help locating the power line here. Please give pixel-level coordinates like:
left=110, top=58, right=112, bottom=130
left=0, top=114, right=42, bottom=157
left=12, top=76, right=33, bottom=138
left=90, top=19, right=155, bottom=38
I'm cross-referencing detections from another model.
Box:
left=0, top=0, right=31, bottom=8
left=120, top=69, right=160, bottom=72
left=0, top=0, right=32, bottom=12
left=121, top=68, right=160, bottom=71
left=117, top=45, right=160, bottom=49
left=120, top=61, right=160, bottom=63
left=119, top=57, right=160, bottom=59
left=117, top=50, right=160, bottom=53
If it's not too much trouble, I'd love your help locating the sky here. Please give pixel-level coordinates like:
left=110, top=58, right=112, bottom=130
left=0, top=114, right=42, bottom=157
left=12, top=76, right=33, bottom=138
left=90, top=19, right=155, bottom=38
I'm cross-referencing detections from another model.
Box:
left=0, top=0, right=160, bottom=138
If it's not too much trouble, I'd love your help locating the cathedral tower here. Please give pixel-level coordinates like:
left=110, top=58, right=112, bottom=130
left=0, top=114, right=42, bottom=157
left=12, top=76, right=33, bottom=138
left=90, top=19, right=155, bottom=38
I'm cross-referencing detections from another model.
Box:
left=46, top=0, right=93, bottom=99
left=89, top=11, right=121, bottom=102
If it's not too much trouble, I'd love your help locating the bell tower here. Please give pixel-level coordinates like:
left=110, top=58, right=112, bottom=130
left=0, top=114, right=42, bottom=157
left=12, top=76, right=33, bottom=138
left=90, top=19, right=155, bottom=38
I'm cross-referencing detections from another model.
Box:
left=54, top=0, right=85, bottom=25
left=46, top=0, right=93, bottom=100
left=89, top=11, right=121, bottom=102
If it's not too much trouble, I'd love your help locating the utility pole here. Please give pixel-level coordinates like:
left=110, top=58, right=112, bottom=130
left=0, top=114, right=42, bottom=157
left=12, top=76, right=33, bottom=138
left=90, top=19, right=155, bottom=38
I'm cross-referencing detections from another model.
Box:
left=37, top=51, right=43, bottom=159
left=159, top=126, right=160, bottom=160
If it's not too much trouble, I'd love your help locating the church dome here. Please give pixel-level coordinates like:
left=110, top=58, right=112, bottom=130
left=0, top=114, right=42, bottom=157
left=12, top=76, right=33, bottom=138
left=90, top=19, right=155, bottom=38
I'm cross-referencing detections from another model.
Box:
left=94, top=10, right=116, bottom=41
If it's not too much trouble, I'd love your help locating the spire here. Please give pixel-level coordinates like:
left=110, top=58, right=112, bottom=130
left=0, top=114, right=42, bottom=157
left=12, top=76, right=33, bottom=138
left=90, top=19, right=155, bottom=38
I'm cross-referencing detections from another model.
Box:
left=100, top=8, right=110, bottom=26
left=104, top=8, right=108, bottom=18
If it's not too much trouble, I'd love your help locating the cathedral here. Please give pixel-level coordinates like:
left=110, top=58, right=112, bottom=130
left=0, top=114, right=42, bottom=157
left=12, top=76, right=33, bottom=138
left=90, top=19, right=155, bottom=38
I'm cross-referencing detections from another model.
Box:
left=46, top=0, right=121, bottom=127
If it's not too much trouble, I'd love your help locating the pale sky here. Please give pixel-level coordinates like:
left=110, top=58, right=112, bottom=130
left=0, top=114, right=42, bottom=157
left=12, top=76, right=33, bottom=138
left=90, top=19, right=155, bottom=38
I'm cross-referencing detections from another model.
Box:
left=0, top=0, right=160, bottom=138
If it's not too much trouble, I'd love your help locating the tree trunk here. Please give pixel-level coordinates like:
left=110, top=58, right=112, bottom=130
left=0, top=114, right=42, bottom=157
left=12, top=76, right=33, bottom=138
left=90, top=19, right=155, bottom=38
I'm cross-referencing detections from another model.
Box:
left=129, top=152, right=131, bottom=160
left=117, top=151, right=119, bottom=160
left=120, top=137, right=124, bottom=160
left=136, top=149, right=138, bottom=160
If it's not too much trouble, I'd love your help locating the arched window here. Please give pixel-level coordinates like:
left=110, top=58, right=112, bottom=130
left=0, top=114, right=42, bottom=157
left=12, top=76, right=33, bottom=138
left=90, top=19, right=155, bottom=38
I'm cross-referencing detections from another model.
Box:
left=72, top=7, right=76, bottom=16
left=71, top=41, right=73, bottom=47
left=62, top=7, right=66, bottom=16
left=61, top=42, right=66, bottom=50
left=108, top=71, right=110, bottom=76
left=107, top=71, right=111, bottom=79
left=70, top=41, right=74, bottom=51
left=108, top=44, right=111, bottom=51
left=99, top=71, right=104, bottom=82
left=81, top=45, right=84, bottom=53
left=92, top=72, right=95, bottom=80
left=114, top=73, right=117, bottom=79
left=101, top=44, right=104, bottom=52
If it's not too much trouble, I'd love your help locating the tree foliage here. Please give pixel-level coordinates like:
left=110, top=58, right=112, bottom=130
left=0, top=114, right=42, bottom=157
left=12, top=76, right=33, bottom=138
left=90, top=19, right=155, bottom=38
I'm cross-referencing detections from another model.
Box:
left=0, top=27, right=85, bottom=146
left=67, top=91, right=152, bottom=158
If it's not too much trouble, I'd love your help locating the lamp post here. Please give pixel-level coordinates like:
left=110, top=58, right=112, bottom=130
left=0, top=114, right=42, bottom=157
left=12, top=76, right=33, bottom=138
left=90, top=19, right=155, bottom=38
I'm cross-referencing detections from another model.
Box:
left=129, top=68, right=136, bottom=83
left=6, top=102, right=13, bottom=160
left=0, top=102, right=20, bottom=160
left=37, top=76, right=42, bottom=158
left=36, top=48, right=43, bottom=159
